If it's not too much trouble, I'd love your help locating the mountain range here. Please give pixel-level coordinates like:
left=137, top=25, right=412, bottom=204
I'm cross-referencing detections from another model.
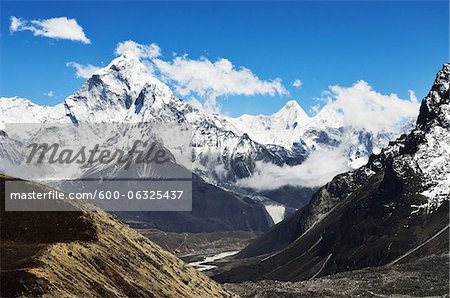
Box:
left=0, top=46, right=448, bottom=298
left=0, top=54, right=420, bottom=231
left=214, top=63, right=450, bottom=283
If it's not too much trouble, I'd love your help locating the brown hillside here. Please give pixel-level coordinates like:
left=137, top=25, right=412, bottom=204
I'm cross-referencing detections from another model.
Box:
left=0, top=175, right=235, bottom=298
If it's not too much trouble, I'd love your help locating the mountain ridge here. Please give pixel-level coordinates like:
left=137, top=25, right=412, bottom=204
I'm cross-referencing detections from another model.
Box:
left=213, top=63, right=450, bottom=282
left=0, top=54, right=422, bottom=223
left=0, top=174, right=235, bottom=297
left=0, top=54, right=417, bottom=186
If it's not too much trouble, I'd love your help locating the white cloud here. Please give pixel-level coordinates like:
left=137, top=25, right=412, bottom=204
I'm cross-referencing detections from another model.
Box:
left=66, top=62, right=100, bottom=79
left=152, top=55, right=288, bottom=112
left=44, top=91, right=54, bottom=97
left=310, top=103, right=321, bottom=115
left=408, top=89, right=418, bottom=102
left=10, top=16, right=90, bottom=44
left=154, top=56, right=287, bottom=98
left=10, top=16, right=23, bottom=32
left=320, top=80, right=419, bottom=134
left=237, top=147, right=351, bottom=190
left=112, top=40, right=288, bottom=112
left=115, top=40, right=161, bottom=59
left=292, top=79, right=303, bottom=89
left=238, top=81, right=420, bottom=191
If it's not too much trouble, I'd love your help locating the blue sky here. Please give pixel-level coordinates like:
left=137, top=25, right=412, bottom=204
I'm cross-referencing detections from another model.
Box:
left=1, top=1, right=448, bottom=117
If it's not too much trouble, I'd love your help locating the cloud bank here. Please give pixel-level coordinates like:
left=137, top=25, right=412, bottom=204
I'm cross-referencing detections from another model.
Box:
left=153, top=56, right=287, bottom=112
left=236, top=147, right=351, bottom=190
left=10, top=16, right=91, bottom=44
left=237, top=81, right=420, bottom=190
left=323, top=80, right=419, bottom=134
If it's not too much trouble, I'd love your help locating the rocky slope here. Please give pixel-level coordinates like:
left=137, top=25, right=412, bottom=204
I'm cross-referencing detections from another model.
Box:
left=214, top=64, right=450, bottom=283
left=116, top=175, right=273, bottom=233
left=0, top=175, right=234, bottom=297
left=226, top=253, right=449, bottom=297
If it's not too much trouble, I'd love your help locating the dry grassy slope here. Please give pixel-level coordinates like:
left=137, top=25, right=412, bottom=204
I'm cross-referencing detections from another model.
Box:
left=0, top=176, right=235, bottom=298
left=29, top=211, right=234, bottom=298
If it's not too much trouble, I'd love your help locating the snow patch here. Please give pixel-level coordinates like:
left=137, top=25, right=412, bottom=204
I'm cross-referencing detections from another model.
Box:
left=264, top=204, right=286, bottom=224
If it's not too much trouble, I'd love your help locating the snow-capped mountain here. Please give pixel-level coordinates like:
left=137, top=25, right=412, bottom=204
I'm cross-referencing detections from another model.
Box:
left=0, top=53, right=416, bottom=193
left=229, top=98, right=416, bottom=169
left=215, top=63, right=450, bottom=283
left=227, top=100, right=311, bottom=148
left=0, top=55, right=301, bottom=184
left=0, top=54, right=301, bottom=227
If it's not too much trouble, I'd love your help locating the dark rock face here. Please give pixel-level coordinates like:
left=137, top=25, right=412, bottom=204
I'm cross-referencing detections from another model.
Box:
left=0, top=179, right=98, bottom=244
left=234, top=164, right=377, bottom=259
left=214, top=64, right=450, bottom=283
left=116, top=175, right=273, bottom=233
left=416, top=64, right=450, bottom=129
left=259, top=186, right=317, bottom=209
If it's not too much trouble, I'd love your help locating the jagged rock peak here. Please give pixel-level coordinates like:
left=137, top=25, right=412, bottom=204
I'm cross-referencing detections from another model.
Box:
left=417, top=63, right=450, bottom=129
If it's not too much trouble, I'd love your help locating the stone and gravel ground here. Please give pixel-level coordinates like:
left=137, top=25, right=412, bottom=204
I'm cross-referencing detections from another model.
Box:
left=226, top=254, right=449, bottom=297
